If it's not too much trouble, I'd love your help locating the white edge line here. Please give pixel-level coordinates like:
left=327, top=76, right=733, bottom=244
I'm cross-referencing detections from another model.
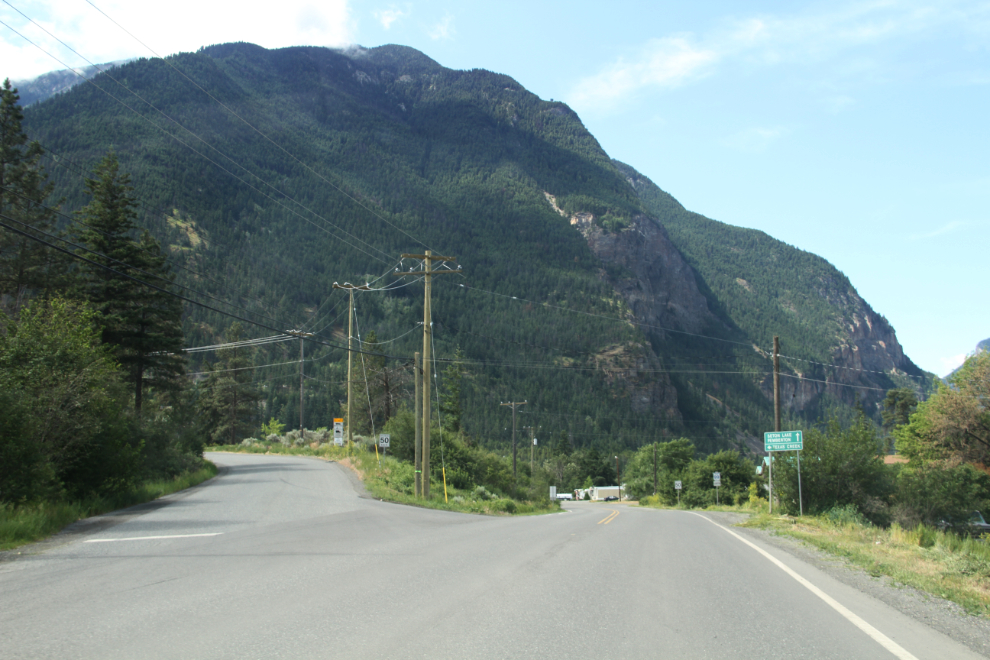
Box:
left=689, top=512, right=919, bottom=660
left=84, top=533, right=223, bottom=543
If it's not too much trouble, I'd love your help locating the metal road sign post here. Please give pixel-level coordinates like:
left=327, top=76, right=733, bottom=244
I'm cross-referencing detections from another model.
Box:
left=764, top=430, right=804, bottom=516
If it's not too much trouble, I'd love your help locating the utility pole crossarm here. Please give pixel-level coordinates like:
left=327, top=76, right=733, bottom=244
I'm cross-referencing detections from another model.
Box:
left=400, top=253, right=457, bottom=261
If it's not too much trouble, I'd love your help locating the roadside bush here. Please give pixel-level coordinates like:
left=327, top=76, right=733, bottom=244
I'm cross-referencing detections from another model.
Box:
left=773, top=413, right=892, bottom=522
left=892, top=460, right=990, bottom=528
left=824, top=503, right=870, bottom=527
left=0, top=298, right=139, bottom=501
left=681, top=450, right=753, bottom=508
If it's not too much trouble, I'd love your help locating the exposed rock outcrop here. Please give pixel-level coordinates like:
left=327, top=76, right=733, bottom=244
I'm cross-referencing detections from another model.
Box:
left=565, top=210, right=716, bottom=337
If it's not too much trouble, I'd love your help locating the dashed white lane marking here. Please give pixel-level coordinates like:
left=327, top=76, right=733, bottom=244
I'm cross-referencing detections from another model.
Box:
left=690, top=513, right=918, bottom=660
left=84, top=533, right=223, bottom=543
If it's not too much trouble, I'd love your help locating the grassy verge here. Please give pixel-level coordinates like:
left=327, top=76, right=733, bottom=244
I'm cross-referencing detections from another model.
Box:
left=740, top=513, right=990, bottom=617
left=0, top=460, right=218, bottom=552
left=637, top=494, right=770, bottom=515
left=208, top=443, right=559, bottom=516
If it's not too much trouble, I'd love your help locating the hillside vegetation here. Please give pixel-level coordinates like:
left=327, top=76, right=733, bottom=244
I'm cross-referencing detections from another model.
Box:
left=11, top=43, right=928, bottom=456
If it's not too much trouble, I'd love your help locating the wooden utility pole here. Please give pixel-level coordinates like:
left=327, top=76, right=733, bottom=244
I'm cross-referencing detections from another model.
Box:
left=399, top=251, right=461, bottom=499
left=332, top=283, right=370, bottom=446
left=284, top=330, right=315, bottom=432
left=653, top=442, right=658, bottom=496
left=501, top=401, right=527, bottom=482
left=771, top=335, right=780, bottom=514
left=773, top=335, right=781, bottom=433
left=414, top=351, right=422, bottom=497
left=523, top=426, right=536, bottom=476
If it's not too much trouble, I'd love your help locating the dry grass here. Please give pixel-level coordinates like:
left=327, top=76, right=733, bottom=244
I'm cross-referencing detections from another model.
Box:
left=741, top=513, right=990, bottom=617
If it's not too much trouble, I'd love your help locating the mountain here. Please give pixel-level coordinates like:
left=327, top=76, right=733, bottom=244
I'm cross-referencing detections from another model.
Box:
left=15, top=42, right=930, bottom=454
left=12, top=59, right=134, bottom=107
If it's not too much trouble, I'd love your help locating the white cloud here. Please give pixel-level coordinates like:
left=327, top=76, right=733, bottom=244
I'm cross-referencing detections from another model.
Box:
left=568, top=37, right=717, bottom=109
left=566, top=0, right=989, bottom=113
left=908, top=220, right=965, bottom=240
left=823, top=94, right=856, bottom=113
left=0, top=0, right=354, bottom=81
left=429, top=14, right=454, bottom=40
left=724, top=126, right=791, bottom=153
left=939, top=352, right=967, bottom=377
left=373, top=6, right=407, bottom=30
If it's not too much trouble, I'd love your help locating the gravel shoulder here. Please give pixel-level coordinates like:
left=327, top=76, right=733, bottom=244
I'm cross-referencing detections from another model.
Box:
left=702, top=510, right=990, bottom=658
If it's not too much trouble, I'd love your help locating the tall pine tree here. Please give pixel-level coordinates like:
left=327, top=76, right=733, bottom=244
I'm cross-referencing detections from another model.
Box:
left=0, top=78, right=62, bottom=303
left=73, top=150, right=185, bottom=412
left=198, top=323, right=261, bottom=444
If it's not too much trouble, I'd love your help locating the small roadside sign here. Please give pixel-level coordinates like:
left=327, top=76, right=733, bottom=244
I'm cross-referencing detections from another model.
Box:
left=333, top=419, right=344, bottom=446
left=674, top=480, right=682, bottom=490
left=533, top=438, right=538, bottom=446
left=378, top=434, right=390, bottom=448
left=713, top=472, right=721, bottom=487
left=764, top=430, right=803, bottom=452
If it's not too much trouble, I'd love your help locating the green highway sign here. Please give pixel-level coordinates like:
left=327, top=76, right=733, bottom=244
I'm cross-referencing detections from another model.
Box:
left=764, top=430, right=803, bottom=452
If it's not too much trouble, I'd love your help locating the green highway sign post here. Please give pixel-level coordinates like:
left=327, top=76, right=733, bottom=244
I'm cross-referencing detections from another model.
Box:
left=764, top=430, right=804, bottom=517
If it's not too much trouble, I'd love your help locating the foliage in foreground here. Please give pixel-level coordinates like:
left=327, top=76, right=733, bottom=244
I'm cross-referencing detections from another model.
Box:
left=741, top=508, right=990, bottom=617
left=1, top=297, right=204, bottom=504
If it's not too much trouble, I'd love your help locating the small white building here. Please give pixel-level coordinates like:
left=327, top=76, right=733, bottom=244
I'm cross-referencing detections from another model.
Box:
left=575, top=485, right=626, bottom=501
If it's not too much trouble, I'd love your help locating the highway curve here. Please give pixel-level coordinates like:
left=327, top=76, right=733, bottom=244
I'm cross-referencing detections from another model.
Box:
left=0, top=452, right=984, bottom=659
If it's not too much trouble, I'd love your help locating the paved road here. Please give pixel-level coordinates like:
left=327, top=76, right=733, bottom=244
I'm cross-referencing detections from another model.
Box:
left=0, top=453, right=984, bottom=659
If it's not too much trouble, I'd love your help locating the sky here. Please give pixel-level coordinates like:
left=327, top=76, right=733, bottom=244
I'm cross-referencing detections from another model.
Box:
left=1, top=0, right=988, bottom=376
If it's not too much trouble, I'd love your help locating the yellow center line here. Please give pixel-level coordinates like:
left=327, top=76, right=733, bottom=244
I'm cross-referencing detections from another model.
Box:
left=597, top=509, right=620, bottom=525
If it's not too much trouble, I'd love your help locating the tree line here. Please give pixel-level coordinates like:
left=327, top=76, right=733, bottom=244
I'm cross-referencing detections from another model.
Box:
left=1, top=80, right=246, bottom=503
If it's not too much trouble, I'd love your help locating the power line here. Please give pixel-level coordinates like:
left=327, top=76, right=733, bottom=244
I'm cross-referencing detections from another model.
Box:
left=34, top=145, right=278, bottom=318
left=777, top=353, right=926, bottom=382
left=183, top=335, right=295, bottom=353
left=0, top=189, right=293, bottom=328
left=0, top=17, right=394, bottom=267
left=453, top=281, right=759, bottom=349
left=0, top=216, right=407, bottom=363
left=81, top=0, right=439, bottom=256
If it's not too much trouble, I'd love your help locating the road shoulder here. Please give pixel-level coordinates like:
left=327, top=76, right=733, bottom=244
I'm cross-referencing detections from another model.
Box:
left=701, top=510, right=990, bottom=658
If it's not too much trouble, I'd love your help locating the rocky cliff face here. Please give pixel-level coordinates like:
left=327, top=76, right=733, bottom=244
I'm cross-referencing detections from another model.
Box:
left=544, top=194, right=715, bottom=337
left=760, top=288, right=922, bottom=414
left=544, top=193, right=725, bottom=423
left=549, top=189, right=923, bottom=422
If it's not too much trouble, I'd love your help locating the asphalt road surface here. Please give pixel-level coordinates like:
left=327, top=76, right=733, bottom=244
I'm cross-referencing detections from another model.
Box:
left=1, top=452, right=985, bottom=659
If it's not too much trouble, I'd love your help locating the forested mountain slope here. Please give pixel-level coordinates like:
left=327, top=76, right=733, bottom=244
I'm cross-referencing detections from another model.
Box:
left=16, top=42, right=927, bottom=454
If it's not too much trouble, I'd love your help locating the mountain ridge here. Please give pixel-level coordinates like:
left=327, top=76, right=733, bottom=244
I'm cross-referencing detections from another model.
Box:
left=14, top=42, right=931, bottom=453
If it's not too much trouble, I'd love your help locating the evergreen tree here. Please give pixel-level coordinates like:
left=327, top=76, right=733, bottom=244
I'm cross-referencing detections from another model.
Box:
left=0, top=79, right=62, bottom=302
left=198, top=323, right=261, bottom=444
left=439, top=347, right=466, bottom=433
left=73, top=150, right=185, bottom=411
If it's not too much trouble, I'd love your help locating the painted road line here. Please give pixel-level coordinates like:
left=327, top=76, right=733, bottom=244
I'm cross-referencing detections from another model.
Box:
left=597, top=509, right=620, bottom=525
left=691, top=513, right=918, bottom=660
left=84, top=533, right=223, bottom=543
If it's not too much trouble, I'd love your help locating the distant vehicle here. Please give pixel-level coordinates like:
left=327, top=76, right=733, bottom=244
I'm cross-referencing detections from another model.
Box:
left=938, top=511, right=990, bottom=537
left=603, top=496, right=619, bottom=502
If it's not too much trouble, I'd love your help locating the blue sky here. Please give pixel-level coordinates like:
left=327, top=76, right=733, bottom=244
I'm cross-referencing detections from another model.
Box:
left=2, top=0, right=988, bottom=375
